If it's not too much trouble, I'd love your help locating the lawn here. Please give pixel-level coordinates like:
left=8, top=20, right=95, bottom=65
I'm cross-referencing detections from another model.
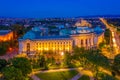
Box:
left=78, top=75, right=90, bottom=80
left=36, top=70, right=78, bottom=80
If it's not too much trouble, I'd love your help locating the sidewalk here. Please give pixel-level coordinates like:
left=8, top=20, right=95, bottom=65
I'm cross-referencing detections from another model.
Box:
left=71, top=73, right=82, bottom=80
left=31, top=75, right=41, bottom=80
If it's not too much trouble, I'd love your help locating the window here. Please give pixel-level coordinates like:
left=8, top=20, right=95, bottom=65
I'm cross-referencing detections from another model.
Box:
left=81, top=39, right=83, bottom=45
left=26, top=43, right=30, bottom=54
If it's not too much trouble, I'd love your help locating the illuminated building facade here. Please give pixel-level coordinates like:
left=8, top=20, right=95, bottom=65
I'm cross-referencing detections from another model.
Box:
left=0, top=30, right=13, bottom=41
left=19, top=20, right=104, bottom=55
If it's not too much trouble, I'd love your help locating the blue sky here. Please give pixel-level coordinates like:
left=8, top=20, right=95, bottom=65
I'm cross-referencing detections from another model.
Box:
left=0, top=0, right=120, bottom=18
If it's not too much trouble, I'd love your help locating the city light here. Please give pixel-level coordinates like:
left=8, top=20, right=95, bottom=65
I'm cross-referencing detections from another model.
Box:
left=61, top=52, right=64, bottom=56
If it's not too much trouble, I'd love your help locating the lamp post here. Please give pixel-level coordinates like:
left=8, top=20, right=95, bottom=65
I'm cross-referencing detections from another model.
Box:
left=61, top=52, right=64, bottom=56
left=60, top=52, right=64, bottom=67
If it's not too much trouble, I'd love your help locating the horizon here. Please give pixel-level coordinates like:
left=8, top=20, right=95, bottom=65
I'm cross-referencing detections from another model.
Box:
left=1, top=14, right=120, bottom=19
left=0, top=0, right=120, bottom=18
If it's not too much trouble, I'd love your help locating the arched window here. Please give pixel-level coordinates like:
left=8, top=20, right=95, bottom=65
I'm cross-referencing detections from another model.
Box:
left=27, top=43, right=30, bottom=54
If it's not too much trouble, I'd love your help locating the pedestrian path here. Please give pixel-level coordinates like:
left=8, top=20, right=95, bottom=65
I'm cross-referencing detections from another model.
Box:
left=70, top=73, right=82, bottom=80
left=31, top=75, right=41, bottom=80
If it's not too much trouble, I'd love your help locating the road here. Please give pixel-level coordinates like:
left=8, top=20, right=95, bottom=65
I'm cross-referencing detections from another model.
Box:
left=100, top=18, right=120, bottom=55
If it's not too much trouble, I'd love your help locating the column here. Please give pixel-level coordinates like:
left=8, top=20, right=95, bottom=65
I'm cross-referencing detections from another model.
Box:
left=79, top=39, right=81, bottom=47
left=91, top=37, right=94, bottom=47
left=87, top=39, right=89, bottom=48
left=89, top=38, right=91, bottom=48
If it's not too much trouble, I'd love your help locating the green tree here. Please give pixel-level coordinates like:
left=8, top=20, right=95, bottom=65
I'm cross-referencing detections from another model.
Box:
left=0, top=41, right=11, bottom=55
left=39, top=55, right=46, bottom=67
left=12, top=57, right=32, bottom=76
left=99, top=42, right=106, bottom=49
left=11, top=24, right=25, bottom=38
left=112, top=54, right=120, bottom=75
left=2, top=66, right=25, bottom=80
left=72, top=47, right=110, bottom=79
left=0, top=46, right=7, bottom=56
left=0, top=59, right=7, bottom=71
left=104, top=29, right=112, bottom=45
left=64, top=52, right=72, bottom=66
left=98, top=72, right=115, bottom=80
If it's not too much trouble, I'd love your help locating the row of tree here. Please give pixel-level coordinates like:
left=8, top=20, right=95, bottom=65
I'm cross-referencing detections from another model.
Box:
left=104, top=29, right=112, bottom=45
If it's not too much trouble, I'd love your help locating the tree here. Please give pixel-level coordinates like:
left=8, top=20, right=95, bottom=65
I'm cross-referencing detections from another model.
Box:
left=0, top=47, right=7, bottom=56
left=72, top=47, right=110, bottom=79
left=104, top=29, right=112, bottom=45
left=11, top=24, right=26, bottom=39
left=112, top=54, right=120, bottom=75
left=98, top=72, right=115, bottom=80
left=0, top=59, right=7, bottom=71
left=0, top=41, right=11, bottom=56
left=39, top=55, right=46, bottom=67
left=64, top=52, right=72, bottom=66
left=2, top=66, right=25, bottom=80
left=12, top=57, right=32, bottom=76
left=99, top=42, right=106, bottom=49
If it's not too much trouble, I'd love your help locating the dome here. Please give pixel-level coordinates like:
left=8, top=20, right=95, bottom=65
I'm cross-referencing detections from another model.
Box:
left=75, top=19, right=92, bottom=27
left=23, top=31, right=35, bottom=39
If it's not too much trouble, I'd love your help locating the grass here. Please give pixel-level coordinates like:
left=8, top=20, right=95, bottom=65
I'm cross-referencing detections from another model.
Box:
left=78, top=75, right=90, bottom=80
left=36, top=70, right=78, bottom=80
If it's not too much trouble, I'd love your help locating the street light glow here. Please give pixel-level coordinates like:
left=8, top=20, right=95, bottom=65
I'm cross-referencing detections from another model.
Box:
left=61, top=52, right=64, bottom=56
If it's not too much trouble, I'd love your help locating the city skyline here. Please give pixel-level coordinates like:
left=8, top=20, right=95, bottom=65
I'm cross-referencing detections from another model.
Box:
left=0, top=0, right=120, bottom=18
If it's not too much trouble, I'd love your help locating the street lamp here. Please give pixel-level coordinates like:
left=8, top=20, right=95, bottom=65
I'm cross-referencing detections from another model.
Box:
left=61, top=52, right=64, bottom=67
left=61, top=52, right=64, bottom=56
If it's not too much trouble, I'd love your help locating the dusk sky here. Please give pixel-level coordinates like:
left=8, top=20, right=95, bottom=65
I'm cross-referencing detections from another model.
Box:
left=0, top=0, right=120, bottom=18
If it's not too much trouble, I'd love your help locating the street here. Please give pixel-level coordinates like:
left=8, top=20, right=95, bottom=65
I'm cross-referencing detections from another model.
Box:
left=100, top=18, right=120, bottom=55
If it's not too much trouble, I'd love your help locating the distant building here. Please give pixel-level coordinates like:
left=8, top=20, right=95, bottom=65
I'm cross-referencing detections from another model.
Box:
left=75, top=19, right=92, bottom=27
left=56, top=25, right=65, bottom=29
left=0, top=30, right=13, bottom=41
left=19, top=20, right=104, bottom=55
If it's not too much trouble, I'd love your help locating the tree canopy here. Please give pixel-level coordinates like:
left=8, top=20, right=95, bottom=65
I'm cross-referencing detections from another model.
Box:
left=2, top=66, right=25, bottom=80
left=11, top=57, right=32, bottom=76
left=0, top=59, right=7, bottom=71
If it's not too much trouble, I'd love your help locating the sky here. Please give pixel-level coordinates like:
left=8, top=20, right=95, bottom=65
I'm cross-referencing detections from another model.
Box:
left=0, top=0, right=120, bottom=18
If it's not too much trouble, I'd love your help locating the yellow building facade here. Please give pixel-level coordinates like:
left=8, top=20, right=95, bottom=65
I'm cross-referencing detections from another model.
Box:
left=19, top=39, right=73, bottom=55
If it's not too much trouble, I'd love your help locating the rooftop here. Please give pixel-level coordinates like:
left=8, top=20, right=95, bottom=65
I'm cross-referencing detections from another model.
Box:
left=0, top=30, right=12, bottom=35
left=20, top=30, right=71, bottom=40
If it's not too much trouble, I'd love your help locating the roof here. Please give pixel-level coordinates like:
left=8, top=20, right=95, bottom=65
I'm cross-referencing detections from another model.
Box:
left=35, top=36, right=71, bottom=40
left=20, top=30, right=71, bottom=40
left=0, top=30, right=11, bottom=35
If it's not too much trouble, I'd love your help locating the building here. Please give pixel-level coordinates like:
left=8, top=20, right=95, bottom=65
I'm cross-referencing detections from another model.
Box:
left=19, top=20, right=104, bottom=55
left=0, top=30, right=13, bottom=41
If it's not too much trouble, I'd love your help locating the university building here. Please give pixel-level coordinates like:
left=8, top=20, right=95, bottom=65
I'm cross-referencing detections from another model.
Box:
left=0, top=30, right=13, bottom=41
left=19, top=20, right=104, bottom=55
